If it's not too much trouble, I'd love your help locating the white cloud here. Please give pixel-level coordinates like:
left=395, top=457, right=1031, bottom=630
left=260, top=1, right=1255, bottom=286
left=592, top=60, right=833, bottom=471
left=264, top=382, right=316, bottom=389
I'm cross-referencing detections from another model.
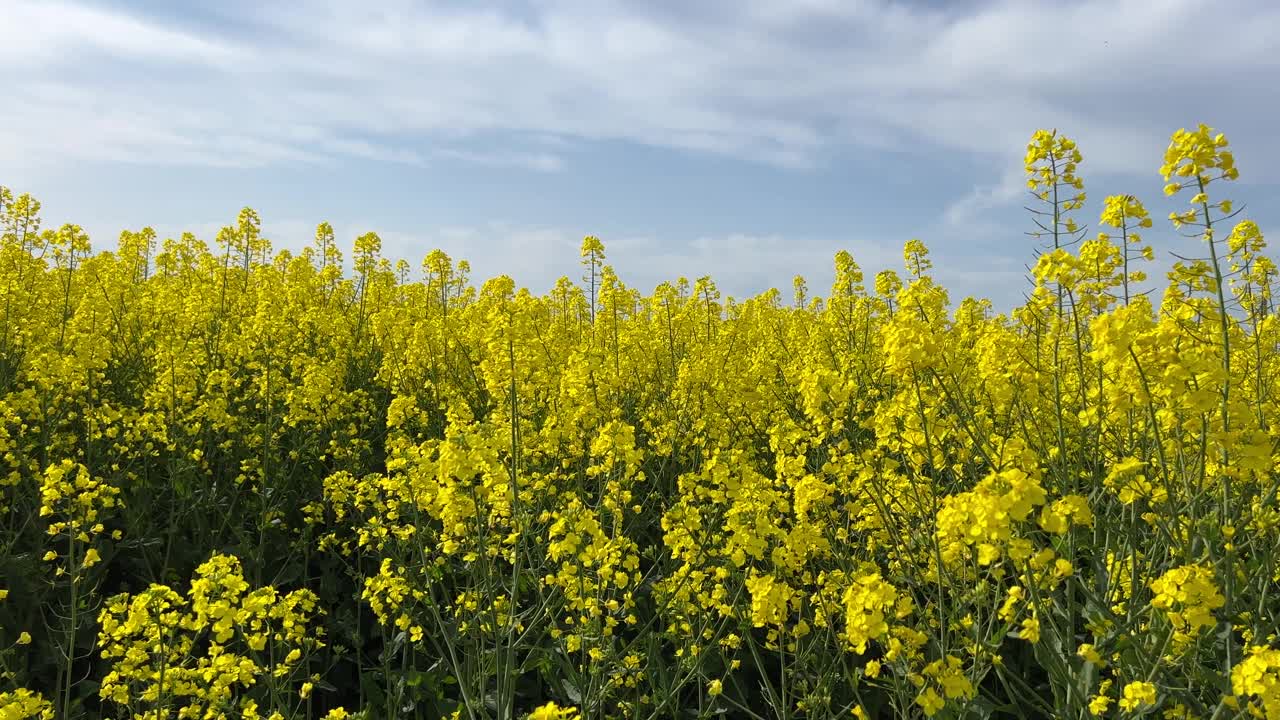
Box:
left=322, top=139, right=427, bottom=166
left=943, top=165, right=1028, bottom=232
left=434, top=149, right=565, bottom=172
left=4, top=0, right=1276, bottom=178
left=0, top=0, right=242, bottom=68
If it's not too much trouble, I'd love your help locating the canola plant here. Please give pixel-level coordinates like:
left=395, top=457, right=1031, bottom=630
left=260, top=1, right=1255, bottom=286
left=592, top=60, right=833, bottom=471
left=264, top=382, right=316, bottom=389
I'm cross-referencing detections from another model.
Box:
left=1, top=124, right=1279, bottom=720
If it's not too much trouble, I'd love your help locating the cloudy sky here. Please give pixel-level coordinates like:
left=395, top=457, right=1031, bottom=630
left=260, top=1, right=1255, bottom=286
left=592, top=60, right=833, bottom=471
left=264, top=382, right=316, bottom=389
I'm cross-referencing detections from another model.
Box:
left=4, top=0, right=1278, bottom=307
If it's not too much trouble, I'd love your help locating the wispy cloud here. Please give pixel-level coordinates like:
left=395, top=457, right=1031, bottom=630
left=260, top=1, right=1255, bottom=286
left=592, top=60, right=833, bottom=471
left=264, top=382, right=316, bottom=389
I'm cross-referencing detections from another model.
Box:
left=943, top=165, right=1029, bottom=233
left=1, top=0, right=242, bottom=68
left=434, top=149, right=565, bottom=172
left=5, top=0, right=1277, bottom=176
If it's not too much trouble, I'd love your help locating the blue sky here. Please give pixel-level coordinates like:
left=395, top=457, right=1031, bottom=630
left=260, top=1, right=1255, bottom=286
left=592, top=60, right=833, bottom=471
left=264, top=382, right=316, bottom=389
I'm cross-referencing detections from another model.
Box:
left=4, top=0, right=1279, bottom=308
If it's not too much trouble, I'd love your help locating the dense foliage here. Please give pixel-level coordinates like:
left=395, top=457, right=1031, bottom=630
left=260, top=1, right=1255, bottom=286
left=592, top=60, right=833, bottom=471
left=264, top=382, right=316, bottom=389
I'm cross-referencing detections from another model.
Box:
left=2, top=124, right=1279, bottom=720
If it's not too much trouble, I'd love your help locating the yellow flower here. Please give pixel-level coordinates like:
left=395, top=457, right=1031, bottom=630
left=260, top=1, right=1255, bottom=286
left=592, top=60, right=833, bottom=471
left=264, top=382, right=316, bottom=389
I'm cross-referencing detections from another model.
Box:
left=1119, top=681, right=1157, bottom=711
left=529, top=701, right=580, bottom=720
left=1078, top=643, right=1106, bottom=667
left=1232, top=646, right=1280, bottom=717
left=1150, top=564, right=1224, bottom=645
left=1089, top=680, right=1114, bottom=716
left=916, top=687, right=945, bottom=717
left=17, top=632, right=32, bottom=645
left=746, top=573, right=797, bottom=629
left=707, top=679, right=723, bottom=697
left=843, top=574, right=902, bottom=653
left=1019, top=615, right=1041, bottom=644
left=0, top=689, right=54, bottom=719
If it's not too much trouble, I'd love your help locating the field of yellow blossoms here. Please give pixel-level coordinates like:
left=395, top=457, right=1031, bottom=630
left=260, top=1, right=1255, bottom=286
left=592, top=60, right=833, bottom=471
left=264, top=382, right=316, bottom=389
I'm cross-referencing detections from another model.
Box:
left=2, top=123, right=1279, bottom=720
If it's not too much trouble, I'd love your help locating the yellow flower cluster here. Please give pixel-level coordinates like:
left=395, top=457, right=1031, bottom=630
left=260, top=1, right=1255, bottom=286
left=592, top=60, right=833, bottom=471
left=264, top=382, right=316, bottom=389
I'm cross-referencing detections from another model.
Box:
left=842, top=573, right=907, bottom=654
left=0, top=689, right=54, bottom=720
left=38, top=459, right=121, bottom=574
left=97, top=554, right=324, bottom=718
left=1233, top=646, right=1280, bottom=720
left=911, top=656, right=976, bottom=718
left=935, top=462, right=1047, bottom=566
left=1150, top=564, right=1225, bottom=648
left=544, top=496, right=641, bottom=652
